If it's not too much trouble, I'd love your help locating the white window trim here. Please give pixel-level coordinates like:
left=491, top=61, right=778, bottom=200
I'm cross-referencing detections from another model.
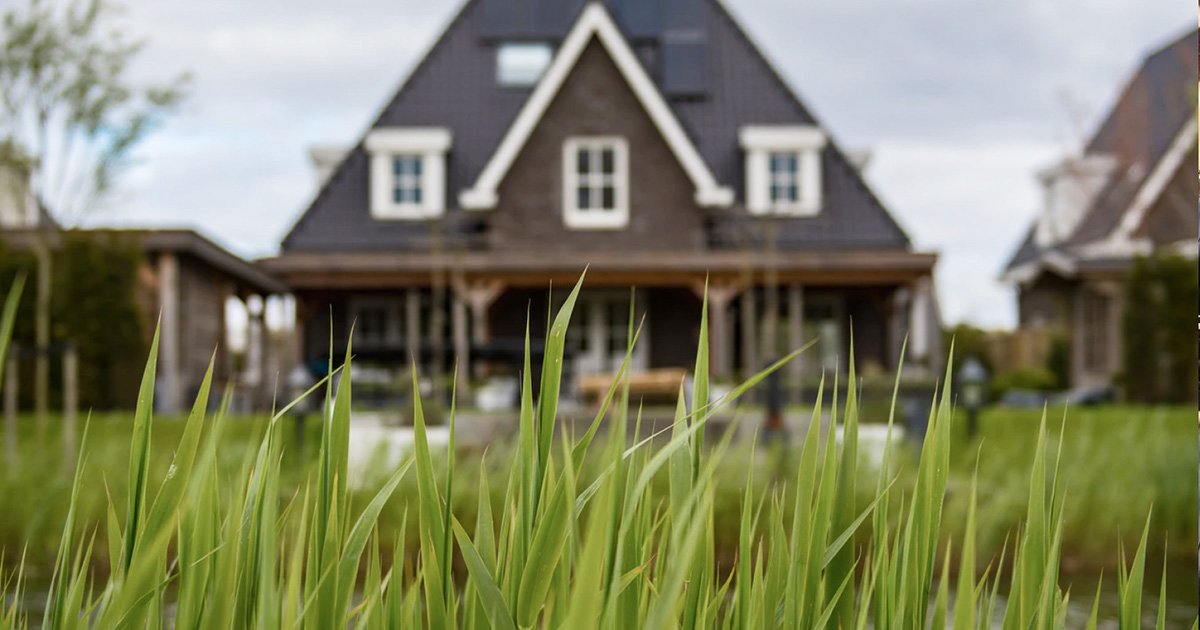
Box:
left=562, top=136, right=629, bottom=230
left=366, top=127, right=452, bottom=220
left=740, top=125, right=826, bottom=216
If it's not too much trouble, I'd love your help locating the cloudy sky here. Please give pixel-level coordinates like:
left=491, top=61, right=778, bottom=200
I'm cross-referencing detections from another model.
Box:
left=89, top=0, right=1192, bottom=329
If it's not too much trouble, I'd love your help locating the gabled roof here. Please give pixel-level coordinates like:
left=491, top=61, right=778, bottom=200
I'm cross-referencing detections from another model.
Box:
left=461, top=4, right=731, bottom=209
left=1003, top=28, right=1198, bottom=280
left=282, top=0, right=911, bottom=252
left=1, top=227, right=286, bottom=294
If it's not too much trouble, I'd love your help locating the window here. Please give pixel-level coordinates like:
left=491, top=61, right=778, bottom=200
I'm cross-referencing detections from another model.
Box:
left=391, top=155, right=423, bottom=205
left=563, top=136, right=628, bottom=229
left=349, top=299, right=404, bottom=346
left=740, top=125, right=826, bottom=216
left=768, top=152, right=800, bottom=206
left=365, top=127, right=451, bottom=219
left=497, top=43, right=553, bottom=86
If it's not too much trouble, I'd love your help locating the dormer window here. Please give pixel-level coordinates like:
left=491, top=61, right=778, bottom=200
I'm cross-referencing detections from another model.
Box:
left=740, top=125, right=826, bottom=216
left=497, top=43, right=553, bottom=87
left=365, top=127, right=451, bottom=219
left=563, top=136, right=629, bottom=229
left=768, top=152, right=800, bottom=206
left=391, top=155, right=423, bottom=204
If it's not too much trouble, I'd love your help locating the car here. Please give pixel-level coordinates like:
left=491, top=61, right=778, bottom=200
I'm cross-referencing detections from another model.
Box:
left=1051, top=386, right=1114, bottom=406
left=997, top=389, right=1051, bottom=408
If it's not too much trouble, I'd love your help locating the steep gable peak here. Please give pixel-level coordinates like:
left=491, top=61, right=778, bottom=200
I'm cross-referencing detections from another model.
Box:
left=459, top=2, right=733, bottom=210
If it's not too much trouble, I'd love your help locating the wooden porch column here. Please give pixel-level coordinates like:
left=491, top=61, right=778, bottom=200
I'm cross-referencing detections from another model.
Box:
left=739, top=288, right=758, bottom=377
left=456, top=280, right=504, bottom=378
left=158, top=251, right=182, bottom=414
left=787, top=285, right=804, bottom=400
left=909, top=277, right=932, bottom=366
left=452, top=293, right=469, bottom=394
left=689, top=281, right=740, bottom=379
left=247, top=295, right=267, bottom=411
left=405, top=289, right=421, bottom=370
left=1096, top=281, right=1124, bottom=380
left=1070, top=286, right=1086, bottom=389
left=888, top=286, right=910, bottom=370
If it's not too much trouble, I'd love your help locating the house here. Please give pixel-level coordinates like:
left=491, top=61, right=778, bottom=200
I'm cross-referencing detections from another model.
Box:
left=1001, top=29, right=1197, bottom=390
left=1, top=228, right=287, bottom=413
left=263, top=0, right=940, bottom=403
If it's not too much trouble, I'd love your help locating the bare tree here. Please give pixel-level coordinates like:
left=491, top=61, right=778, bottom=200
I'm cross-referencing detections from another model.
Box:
left=0, top=0, right=188, bottom=426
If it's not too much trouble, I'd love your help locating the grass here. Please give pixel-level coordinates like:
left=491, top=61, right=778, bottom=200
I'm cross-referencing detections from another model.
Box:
left=0, top=274, right=1196, bottom=628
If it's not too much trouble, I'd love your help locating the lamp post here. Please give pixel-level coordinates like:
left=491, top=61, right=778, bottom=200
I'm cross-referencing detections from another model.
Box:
left=959, top=356, right=988, bottom=439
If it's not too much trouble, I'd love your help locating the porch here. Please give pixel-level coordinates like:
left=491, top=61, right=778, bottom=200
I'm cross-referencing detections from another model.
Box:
left=283, top=258, right=940, bottom=410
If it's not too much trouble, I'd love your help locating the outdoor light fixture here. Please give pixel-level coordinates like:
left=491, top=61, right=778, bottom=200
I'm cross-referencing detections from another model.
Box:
left=959, top=356, right=989, bottom=438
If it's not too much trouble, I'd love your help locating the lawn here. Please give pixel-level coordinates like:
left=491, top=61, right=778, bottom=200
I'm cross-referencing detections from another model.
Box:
left=2, top=403, right=1193, bottom=583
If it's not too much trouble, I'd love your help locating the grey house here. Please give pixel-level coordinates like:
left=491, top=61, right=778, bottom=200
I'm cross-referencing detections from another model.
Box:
left=1001, top=29, right=1197, bottom=389
left=264, top=0, right=940, bottom=399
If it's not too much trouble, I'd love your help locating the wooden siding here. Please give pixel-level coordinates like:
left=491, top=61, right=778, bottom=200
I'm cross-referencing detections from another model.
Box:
left=488, top=39, right=707, bottom=252
left=176, top=255, right=233, bottom=400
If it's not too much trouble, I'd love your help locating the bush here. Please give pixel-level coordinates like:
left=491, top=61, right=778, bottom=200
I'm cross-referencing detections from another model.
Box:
left=0, top=231, right=146, bottom=409
left=1122, top=254, right=1197, bottom=403
left=992, top=366, right=1059, bottom=396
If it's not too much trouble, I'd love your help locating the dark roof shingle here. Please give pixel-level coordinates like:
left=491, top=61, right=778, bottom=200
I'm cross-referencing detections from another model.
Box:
left=283, top=0, right=912, bottom=252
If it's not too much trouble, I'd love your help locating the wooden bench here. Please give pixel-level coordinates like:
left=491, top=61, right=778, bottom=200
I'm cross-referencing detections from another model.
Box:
left=577, top=368, right=689, bottom=406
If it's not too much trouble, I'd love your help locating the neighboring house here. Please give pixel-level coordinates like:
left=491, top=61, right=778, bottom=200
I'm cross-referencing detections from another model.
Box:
left=1, top=228, right=286, bottom=413
left=1001, top=29, right=1197, bottom=390
left=264, top=0, right=940, bottom=402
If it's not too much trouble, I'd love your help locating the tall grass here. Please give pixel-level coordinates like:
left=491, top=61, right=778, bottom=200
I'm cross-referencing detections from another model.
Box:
left=0, top=274, right=1192, bottom=629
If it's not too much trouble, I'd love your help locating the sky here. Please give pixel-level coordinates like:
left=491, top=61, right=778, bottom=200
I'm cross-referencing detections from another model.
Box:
left=82, top=0, right=1193, bottom=329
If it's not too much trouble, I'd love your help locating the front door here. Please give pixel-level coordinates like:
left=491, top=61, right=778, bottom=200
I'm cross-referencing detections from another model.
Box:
left=563, top=290, right=649, bottom=392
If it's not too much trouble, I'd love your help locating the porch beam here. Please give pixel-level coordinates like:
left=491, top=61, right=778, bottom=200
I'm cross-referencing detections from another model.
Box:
left=740, top=287, right=758, bottom=377
left=405, top=289, right=421, bottom=369
left=787, top=285, right=804, bottom=399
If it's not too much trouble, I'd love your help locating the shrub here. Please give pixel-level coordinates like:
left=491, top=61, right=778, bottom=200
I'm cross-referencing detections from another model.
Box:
left=0, top=231, right=146, bottom=410
left=1122, top=254, right=1197, bottom=403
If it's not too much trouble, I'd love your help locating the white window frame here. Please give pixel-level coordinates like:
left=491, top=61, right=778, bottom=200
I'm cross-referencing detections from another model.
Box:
left=740, top=125, right=826, bottom=216
left=562, top=136, right=629, bottom=230
left=366, top=127, right=452, bottom=220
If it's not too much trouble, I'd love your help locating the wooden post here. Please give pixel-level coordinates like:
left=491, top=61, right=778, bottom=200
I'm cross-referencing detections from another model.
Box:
left=62, top=344, right=77, bottom=465
left=4, top=351, right=17, bottom=462
left=763, top=281, right=778, bottom=364
left=405, top=289, right=421, bottom=370
left=887, top=286, right=908, bottom=370
left=243, top=295, right=267, bottom=412
left=452, top=292, right=469, bottom=396
left=740, top=288, right=758, bottom=378
left=690, top=281, right=740, bottom=380
left=910, top=277, right=932, bottom=367
left=458, top=280, right=504, bottom=379
left=787, top=285, right=805, bottom=401
left=158, top=252, right=182, bottom=414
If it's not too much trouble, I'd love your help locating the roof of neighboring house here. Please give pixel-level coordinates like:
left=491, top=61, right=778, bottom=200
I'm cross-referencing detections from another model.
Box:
left=282, top=0, right=911, bottom=253
left=1, top=227, right=286, bottom=294
left=1003, top=28, right=1198, bottom=277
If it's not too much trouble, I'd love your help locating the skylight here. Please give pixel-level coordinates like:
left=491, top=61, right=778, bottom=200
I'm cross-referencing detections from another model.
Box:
left=496, top=43, right=552, bottom=87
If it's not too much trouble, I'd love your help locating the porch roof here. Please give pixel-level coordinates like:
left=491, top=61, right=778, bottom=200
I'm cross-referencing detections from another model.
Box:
left=261, top=249, right=936, bottom=290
